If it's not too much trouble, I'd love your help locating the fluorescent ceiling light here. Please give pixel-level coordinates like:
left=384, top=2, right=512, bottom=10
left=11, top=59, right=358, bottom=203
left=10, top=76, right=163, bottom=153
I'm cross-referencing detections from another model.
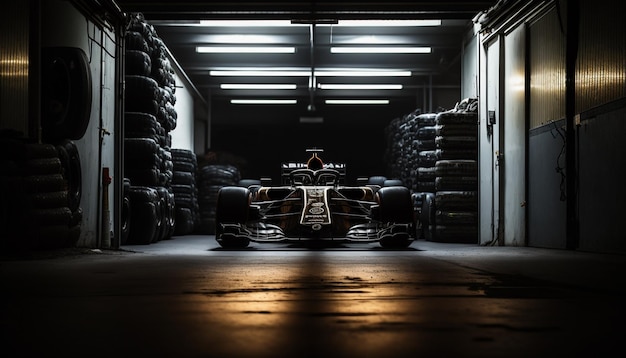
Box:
left=210, top=69, right=411, bottom=77
left=325, top=99, right=390, bottom=105
left=210, top=35, right=281, bottom=44
left=318, top=84, right=402, bottom=90
left=333, top=20, right=441, bottom=27
left=331, top=47, right=431, bottom=54
left=193, top=19, right=440, bottom=27
left=212, top=70, right=310, bottom=77
left=197, top=46, right=295, bottom=54
left=199, top=20, right=303, bottom=27
left=316, top=70, right=411, bottom=77
left=221, top=84, right=297, bottom=90
left=231, top=99, right=297, bottom=104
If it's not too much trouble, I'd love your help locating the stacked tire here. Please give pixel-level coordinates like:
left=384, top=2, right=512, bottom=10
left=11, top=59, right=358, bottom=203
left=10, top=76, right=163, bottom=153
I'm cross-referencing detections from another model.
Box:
left=384, top=110, right=420, bottom=188
left=0, top=138, right=81, bottom=251
left=123, top=14, right=177, bottom=245
left=414, top=113, right=439, bottom=194
left=429, top=100, right=479, bottom=243
left=171, top=149, right=200, bottom=235
left=197, top=164, right=241, bottom=234
left=384, top=99, right=479, bottom=243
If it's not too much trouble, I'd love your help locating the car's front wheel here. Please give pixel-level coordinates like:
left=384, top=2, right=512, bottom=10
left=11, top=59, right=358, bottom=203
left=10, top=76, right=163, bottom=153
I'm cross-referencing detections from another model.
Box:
left=215, top=186, right=251, bottom=248
left=375, top=186, right=414, bottom=249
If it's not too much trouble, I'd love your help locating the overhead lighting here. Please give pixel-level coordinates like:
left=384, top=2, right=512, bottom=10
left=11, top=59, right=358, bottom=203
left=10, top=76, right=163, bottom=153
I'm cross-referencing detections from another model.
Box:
left=317, top=70, right=411, bottom=77
left=197, top=46, right=295, bottom=54
left=186, top=19, right=441, bottom=27
left=199, top=20, right=304, bottom=27
left=333, top=20, right=441, bottom=27
left=318, top=84, right=403, bottom=90
left=221, top=84, right=297, bottom=90
left=325, top=99, right=390, bottom=105
left=230, top=99, right=297, bottom=104
left=210, top=69, right=412, bottom=77
left=211, top=70, right=310, bottom=77
left=210, top=35, right=281, bottom=44
left=331, top=47, right=431, bottom=54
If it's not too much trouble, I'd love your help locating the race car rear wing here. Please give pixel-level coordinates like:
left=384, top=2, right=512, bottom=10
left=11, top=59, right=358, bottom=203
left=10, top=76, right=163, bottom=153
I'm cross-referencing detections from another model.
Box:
left=281, top=162, right=346, bottom=185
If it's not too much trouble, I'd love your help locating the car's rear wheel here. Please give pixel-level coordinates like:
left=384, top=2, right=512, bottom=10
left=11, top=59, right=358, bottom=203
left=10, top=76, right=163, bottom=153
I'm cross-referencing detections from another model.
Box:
left=215, top=186, right=251, bottom=248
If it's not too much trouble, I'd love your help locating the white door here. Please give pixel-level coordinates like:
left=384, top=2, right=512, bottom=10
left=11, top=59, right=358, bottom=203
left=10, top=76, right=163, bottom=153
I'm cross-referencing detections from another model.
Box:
left=479, top=37, right=501, bottom=245
left=503, top=26, right=527, bottom=246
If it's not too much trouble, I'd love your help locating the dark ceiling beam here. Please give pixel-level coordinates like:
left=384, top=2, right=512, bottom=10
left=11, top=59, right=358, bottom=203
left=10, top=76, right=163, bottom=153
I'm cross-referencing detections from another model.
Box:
left=116, top=1, right=497, bottom=20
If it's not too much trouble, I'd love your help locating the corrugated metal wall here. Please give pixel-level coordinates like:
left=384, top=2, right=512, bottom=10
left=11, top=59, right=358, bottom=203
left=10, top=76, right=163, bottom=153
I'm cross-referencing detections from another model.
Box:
left=529, top=7, right=565, bottom=129
left=0, top=2, right=30, bottom=134
left=576, top=0, right=626, bottom=113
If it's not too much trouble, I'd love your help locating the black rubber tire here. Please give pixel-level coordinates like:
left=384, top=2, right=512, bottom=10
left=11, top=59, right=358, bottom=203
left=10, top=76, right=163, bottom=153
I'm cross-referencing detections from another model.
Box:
left=383, top=179, right=404, bottom=187
left=435, top=136, right=477, bottom=150
left=121, top=195, right=131, bottom=245
left=435, top=160, right=478, bottom=177
left=367, top=176, right=387, bottom=187
left=435, top=111, right=478, bottom=125
left=435, top=191, right=478, bottom=211
left=56, top=140, right=82, bottom=212
left=435, top=176, right=478, bottom=191
left=416, top=113, right=437, bottom=126
left=215, top=186, right=251, bottom=248
left=436, top=124, right=478, bottom=137
left=125, top=50, right=152, bottom=76
left=125, top=31, right=150, bottom=53
left=22, top=174, right=66, bottom=193
left=173, top=207, right=194, bottom=236
left=238, top=179, right=262, bottom=188
left=127, top=186, right=159, bottom=245
left=41, top=47, right=92, bottom=141
left=375, top=186, right=413, bottom=223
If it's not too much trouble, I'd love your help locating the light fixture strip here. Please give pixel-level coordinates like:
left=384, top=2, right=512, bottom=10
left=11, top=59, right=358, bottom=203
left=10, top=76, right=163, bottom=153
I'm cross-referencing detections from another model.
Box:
left=325, top=99, right=390, bottom=105
left=330, top=47, right=431, bottom=54
left=197, top=46, right=295, bottom=54
left=198, top=19, right=441, bottom=27
left=230, top=99, right=297, bottom=104
left=221, top=84, right=297, bottom=90
left=210, top=69, right=412, bottom=77
left=318, top=84, right=403, bottom=90
left=332, top=20, right=441, bottom=27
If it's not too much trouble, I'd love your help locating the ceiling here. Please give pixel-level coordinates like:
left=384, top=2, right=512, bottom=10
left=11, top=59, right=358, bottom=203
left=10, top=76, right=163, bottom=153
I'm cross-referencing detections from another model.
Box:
left=115, top=1, right=499, bottom=125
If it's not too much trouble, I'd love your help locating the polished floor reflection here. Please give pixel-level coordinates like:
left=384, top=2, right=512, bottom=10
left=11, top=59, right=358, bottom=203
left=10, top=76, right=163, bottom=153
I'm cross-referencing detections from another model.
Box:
left=1, top=236, right=625, bottom=357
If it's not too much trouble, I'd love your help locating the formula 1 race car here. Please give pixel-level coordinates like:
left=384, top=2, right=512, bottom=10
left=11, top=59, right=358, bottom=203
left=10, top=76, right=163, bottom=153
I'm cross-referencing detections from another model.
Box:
left=214, top=149, right=415, bottom=249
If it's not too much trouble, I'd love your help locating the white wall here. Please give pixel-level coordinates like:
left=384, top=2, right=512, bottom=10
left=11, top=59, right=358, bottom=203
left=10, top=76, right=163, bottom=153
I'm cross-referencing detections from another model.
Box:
left=169, top=66, right=195, bottom=151
left=41, top=0, right=118, bottom=247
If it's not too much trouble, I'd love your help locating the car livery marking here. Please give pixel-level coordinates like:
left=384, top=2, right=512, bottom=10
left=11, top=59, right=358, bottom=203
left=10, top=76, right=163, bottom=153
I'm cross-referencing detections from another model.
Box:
left=300, top=187, right=331, bottom=225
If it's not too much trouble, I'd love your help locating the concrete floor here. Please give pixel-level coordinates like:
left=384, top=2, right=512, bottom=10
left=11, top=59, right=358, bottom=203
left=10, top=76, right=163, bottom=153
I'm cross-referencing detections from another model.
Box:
left=1, top=235, right=625, bottom=357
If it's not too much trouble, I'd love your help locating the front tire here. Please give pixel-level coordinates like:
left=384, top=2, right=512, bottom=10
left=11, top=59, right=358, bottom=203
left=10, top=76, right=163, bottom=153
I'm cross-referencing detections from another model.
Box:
left=215, top=186, right=251, bottom=248
left=375, top=186, right=414, bottom=249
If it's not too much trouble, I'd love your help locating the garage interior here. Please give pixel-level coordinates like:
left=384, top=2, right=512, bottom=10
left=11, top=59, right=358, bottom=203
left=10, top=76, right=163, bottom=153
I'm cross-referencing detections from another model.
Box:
left=1, top=0, right=625, bottom=356
left=1, top=0, right=624, bottom=253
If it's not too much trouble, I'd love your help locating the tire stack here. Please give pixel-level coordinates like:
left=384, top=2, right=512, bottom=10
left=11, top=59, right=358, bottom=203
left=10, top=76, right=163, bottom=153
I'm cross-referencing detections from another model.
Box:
left=414, top=113, right=439, bottom=194
left=197, top=164, right=241, bottom=234
left=383, top=110, right=421, bottom=188
left=123, top=14, right=177, bottom=245
left=171, top=149, right=199, bottom=236
left=0, top=137, right=82, bottom=251
left=429, top=99, right=479, bottom=243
